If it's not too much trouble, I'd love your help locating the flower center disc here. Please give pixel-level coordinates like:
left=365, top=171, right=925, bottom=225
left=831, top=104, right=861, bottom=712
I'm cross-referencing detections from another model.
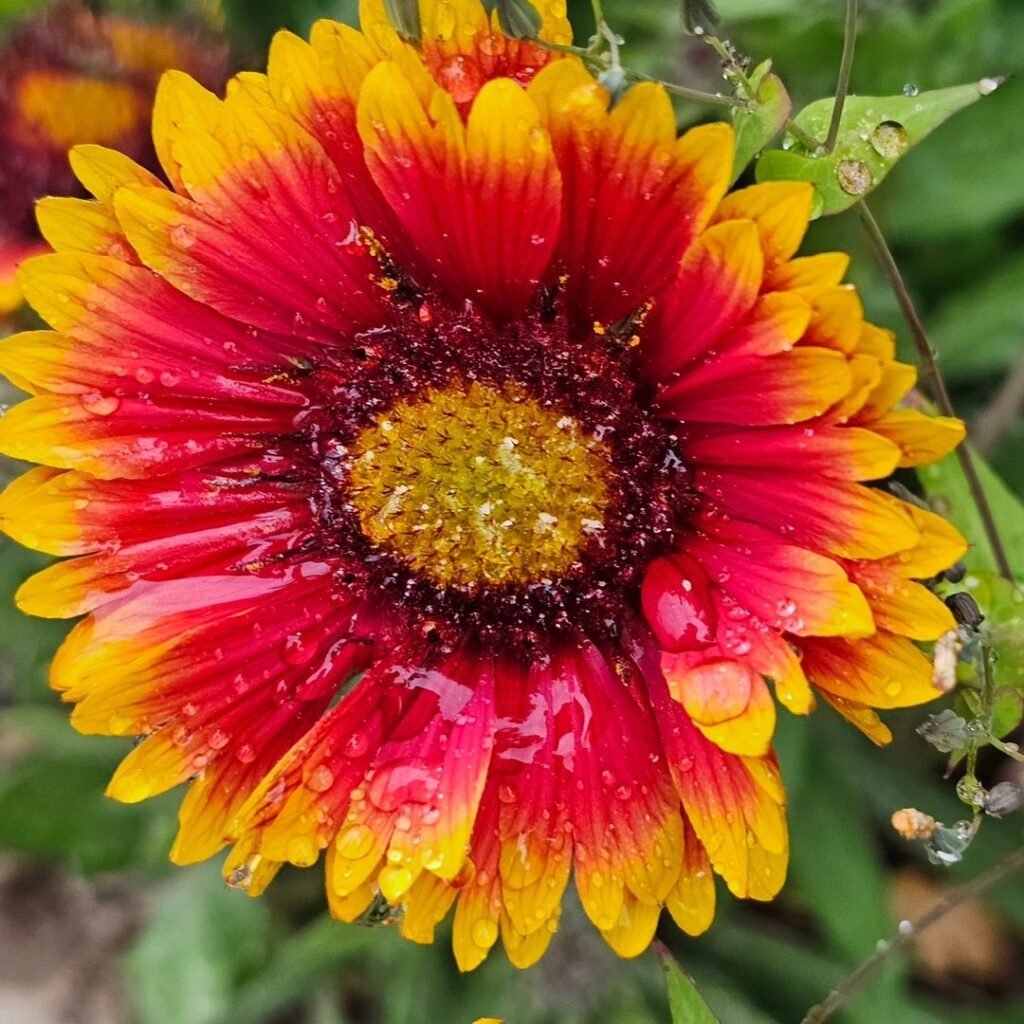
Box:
left=348, top=381, right=611, bottom=589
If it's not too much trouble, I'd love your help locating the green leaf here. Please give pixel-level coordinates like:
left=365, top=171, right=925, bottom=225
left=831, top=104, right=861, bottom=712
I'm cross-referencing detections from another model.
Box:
left=918, top=447, right=1024, bottom=578
left=880, top=77, right=1024, bottom=243
left=222, top=914, right=386, bottom=1024
left=0, top=540, right=71, bottom=705
left=731, top=61, right=792, bottom=183
left=951, top=571, right=1024, bottom=693
left=0, top=738, right=177, bottom=873
left=930, top=252, right=1024, bottom=379
left=126, top=862, right=272, bottom=1024
left=756, top=79, right=1003, bottom=216
left=657, top=945, right=720, bottom=1024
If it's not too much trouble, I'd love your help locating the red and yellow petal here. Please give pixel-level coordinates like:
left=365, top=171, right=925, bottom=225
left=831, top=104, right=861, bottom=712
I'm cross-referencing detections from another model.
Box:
left=695, top=470, right=920, bottom=560
left=358, top=62, right=561, bottom=320
left=530, top=60, right=733, bottom=327
left=649, top=664, right=787, bottom=900
left=685, top=423, right=901, bottom=482
left=661, top=347, right=854, bottom=427
left=713, top=181, right=814, bottom=267
left=863, top=410, right=965, bottom=468
left=802, top=632, right=944, bottom=709
left=644, top=219, right=763, bottom=380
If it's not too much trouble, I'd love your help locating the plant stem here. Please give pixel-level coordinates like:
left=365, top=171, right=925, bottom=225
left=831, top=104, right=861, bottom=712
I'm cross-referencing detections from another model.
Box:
left=858, top=202, right=1015, bottom=582
left=785, top=119, right=823, bottom=151
left=824, top=0, right=859, bottom=153
left=532, top=36, right=752, bottom=108
left=802, top=845, right=1024, bottom=1024
left=628, top=69, right=751, bottom=108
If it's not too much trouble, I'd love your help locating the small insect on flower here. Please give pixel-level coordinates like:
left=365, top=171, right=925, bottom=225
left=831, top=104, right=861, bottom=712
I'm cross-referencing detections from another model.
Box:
left=0, top=0, right=227, bottom=314
left=0, top=0, right=968, bottom=970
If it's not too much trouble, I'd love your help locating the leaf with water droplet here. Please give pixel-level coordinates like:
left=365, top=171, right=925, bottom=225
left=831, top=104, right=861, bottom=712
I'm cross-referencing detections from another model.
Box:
left=756, top=78, right=1004, bottom=216
left=656, top=943, right=720, bottom=1024
left=730, top=60, right=792, bottom=184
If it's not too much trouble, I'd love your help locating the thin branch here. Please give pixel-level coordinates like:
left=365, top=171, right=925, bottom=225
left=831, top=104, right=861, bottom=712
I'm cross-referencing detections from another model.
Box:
left=786, top=119, right=823, bottom=151
left=972, top=348, right=1024, bottom=455
left=858, top=202, right=1016, bottom=582
left=824, top=0, right=859, bottom=153
left=628, top=69, right=752, bottom=108
left=532, top=36, right=753, bottom=108
left=802, top=845, right=1024, bottom=1024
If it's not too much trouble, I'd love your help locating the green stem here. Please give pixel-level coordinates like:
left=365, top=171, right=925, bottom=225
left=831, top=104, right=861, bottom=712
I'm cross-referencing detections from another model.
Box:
left=857, top=202, right=1016, bottom=583
left=824, top=0, right=859, bottom=153
left=802, top=845, right=1024, bottom=1024
left=785, top=119, right=823, bottom=151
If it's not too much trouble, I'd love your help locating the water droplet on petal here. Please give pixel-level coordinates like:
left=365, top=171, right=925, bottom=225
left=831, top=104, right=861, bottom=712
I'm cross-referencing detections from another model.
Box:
left=287, top=835, right=319, bottom=866
left=336, top=824, right=375, bottom=859
left=80, top=392, right=120, bottom=416
left=471, top=918, right=499, bottom=948
left=307, top=764, right=335, bottom=792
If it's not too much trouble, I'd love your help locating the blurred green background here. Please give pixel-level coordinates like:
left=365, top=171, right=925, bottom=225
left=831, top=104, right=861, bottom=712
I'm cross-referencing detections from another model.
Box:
left=1, top=1, right=1023, bottom=1022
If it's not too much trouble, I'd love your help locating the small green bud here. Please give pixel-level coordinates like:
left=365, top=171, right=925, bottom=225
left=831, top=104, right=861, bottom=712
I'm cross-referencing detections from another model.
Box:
left=984, top=781, right=1023, bottom=818
left=495, top=0, right=542, bottom=40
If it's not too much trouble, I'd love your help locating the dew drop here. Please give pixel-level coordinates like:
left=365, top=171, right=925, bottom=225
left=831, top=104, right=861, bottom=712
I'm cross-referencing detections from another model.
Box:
left=170, top=223, right=195, bottom=249
left=307, top=764, right=335, bottom=792
left=343, top=731, right=370, bottom=759
left=336, top=823, right=375, bottom=859
left=208, top=728, right=229, bottom=751
left=235, top=743, right=256, bottom=764
left=471, top=918, right=499, bottom=948
left=378, top=863, right=413, bottom=901
left=287, top=835, right=319, bottom=866
left=869, top=120, right=909, bottom=159
left=902, top=83, right=919, bottom=97
left=837, top=159, right=873, bottom=196
left=80, top=392, right=120, bottom=416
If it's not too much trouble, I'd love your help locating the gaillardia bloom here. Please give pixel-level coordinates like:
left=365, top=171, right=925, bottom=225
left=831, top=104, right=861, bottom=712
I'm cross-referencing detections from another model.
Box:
left=0, top=0, right=226, bottom=314
left=0, top=0, right=968, bottom=969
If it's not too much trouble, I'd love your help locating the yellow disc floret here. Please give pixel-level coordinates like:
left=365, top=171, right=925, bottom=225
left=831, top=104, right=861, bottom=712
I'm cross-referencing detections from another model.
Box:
left=349, top=381, right=612, bottom=588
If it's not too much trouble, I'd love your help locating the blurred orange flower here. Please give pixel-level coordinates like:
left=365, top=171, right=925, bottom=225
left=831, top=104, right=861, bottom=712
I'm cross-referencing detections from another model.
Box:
left=0, top=0, right=227, bottom=314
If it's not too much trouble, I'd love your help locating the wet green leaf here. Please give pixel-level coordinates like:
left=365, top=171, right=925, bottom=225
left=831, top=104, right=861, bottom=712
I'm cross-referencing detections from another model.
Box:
left=731, top=60, right=792, bottom=183
left=658, top=946, right=720, bottom=1024
left=756, top=79, right=1003, bottom=215
left=955, top=572, right=1024, bottom=692
left=990, top=686, right=1024, bottom=739
left=0, top=740, right=177, bottom=873
left=931, top=253, right=1024, bottom=379
left=126, top=862, right=272, bottom=1024
left=918, top=448, right=1024, bottom=578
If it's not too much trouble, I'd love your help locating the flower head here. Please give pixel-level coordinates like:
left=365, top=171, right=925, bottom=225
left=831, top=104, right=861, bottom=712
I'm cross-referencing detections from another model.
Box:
left=0, top=0, right=227, bottom=313
left=0, top=0, right=967, bottom=969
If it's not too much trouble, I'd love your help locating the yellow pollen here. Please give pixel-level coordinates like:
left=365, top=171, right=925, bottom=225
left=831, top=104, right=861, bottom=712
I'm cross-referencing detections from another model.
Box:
left=349, top=381, right=612, bottom=588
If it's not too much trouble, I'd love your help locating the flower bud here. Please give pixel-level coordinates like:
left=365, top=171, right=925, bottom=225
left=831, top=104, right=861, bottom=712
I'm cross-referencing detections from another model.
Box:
left=945, top=592, right=984, bottom=630
left=495, top=0, right=542, bottom=40
left=383, top=0, right=422, bottom=42
left=891, top=807, right=936, bottom=840
left=983, top=781, right=1023, bottom=818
